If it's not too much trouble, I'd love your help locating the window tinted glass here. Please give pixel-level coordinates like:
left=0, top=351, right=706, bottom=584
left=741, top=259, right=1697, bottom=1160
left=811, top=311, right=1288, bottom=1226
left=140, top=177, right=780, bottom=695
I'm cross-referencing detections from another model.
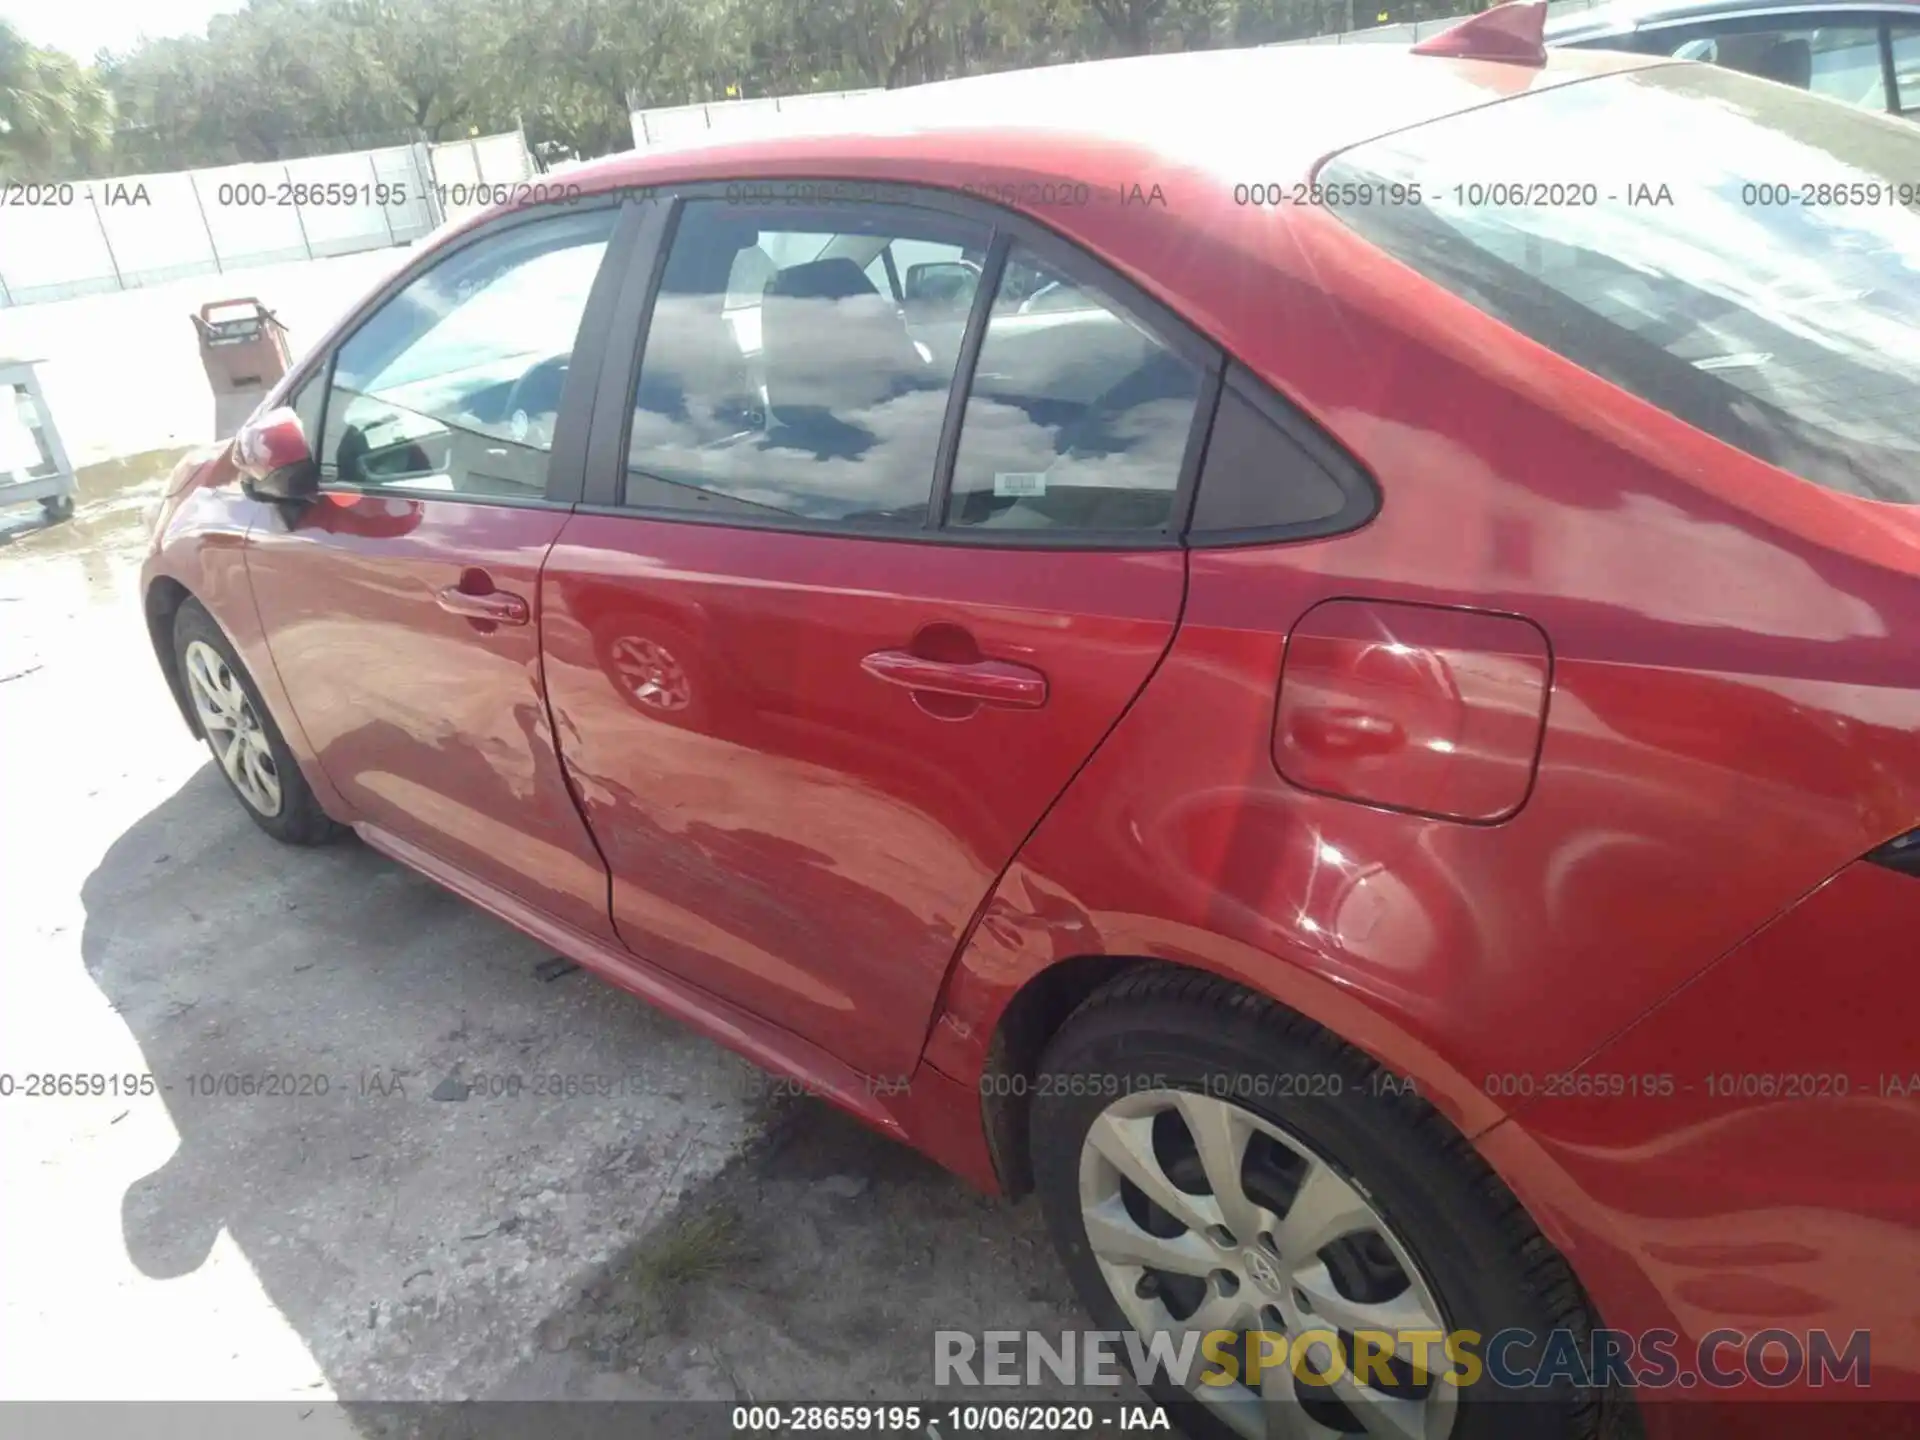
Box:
left=1189, top=381, right=1355, bottom=537
left=288, top=367, right=327, bottom=449
left=1322, top=65, right=1920, bottom=504
left=1895, top=23, right=1920, bottom=115
left=625, top=199, right=989, bottom=527
left=845, top=237, right=985, bottom=304
left=321, top=208, right=615, bottom=499
left=945, top=246, right=1204, bottom=532
left=1650, top=22, right=1889, bottom=109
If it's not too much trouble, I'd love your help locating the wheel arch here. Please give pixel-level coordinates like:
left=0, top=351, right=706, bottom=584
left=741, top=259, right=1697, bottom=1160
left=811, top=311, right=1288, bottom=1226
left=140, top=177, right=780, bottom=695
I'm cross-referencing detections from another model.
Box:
left=1015, top=961, right=1639, bottom=1440
left=935, top=898, right=1516, bottom=1193
left=973, top=948, right=1504, bottom=1198
left=142, top=566, right=356, bottom=828
left=144, top=576, right=201, bottom=736
left=970, top=947, right=1650, bottom=1427
left=976, top=952, right=1143, bottom=1198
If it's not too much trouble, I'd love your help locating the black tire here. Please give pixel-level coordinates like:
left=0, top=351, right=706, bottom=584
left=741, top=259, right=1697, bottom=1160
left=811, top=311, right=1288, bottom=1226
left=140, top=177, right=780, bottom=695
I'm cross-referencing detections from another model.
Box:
left=1030, top=969, right=1601, bottom=1440
left=172, top=599, right=344, bottom=846
left=40, top=493, right=74, bottom=523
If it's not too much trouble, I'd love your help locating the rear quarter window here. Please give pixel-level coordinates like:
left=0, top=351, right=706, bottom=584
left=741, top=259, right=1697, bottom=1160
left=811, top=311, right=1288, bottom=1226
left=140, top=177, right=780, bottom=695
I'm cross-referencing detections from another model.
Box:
left=1319, top=64, right=1920, bottom=504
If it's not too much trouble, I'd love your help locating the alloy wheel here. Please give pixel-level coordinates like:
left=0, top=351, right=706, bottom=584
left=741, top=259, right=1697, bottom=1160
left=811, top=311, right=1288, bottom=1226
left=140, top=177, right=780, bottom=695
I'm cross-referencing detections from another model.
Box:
left=184, top=639, right=284, bottom=817
left=1079, top=1088, right=1456, bottom=1440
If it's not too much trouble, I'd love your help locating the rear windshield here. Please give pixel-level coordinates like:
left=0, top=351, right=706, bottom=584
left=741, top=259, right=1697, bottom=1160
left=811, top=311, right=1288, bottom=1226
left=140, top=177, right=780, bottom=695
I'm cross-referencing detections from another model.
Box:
left=1320, top=65, right=1920, bottom=504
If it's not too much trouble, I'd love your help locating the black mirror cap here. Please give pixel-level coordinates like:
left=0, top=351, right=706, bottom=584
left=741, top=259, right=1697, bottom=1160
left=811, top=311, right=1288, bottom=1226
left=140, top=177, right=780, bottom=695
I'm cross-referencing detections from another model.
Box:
left=1867, top=829, right=1920, bottom=878
left=903, top=261, right=979, bottom=305
left=243, top=459, right=321, bottom=504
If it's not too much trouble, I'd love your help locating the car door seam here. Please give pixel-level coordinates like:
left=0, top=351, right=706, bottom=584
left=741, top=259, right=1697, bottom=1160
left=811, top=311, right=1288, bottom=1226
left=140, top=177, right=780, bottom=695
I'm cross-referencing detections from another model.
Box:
left=913, top=548, right=1198, bottom=1066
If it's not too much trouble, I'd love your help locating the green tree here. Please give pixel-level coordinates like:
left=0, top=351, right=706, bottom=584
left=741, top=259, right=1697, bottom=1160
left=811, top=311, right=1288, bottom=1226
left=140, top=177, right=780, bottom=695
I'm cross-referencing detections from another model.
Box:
left=0, top=21, right=115, bottom=177
left=347, top=0, right=515, bottom=139
left=504, top=0, right=714, bottom=158
left=70, top=0, right=1460, bottom=178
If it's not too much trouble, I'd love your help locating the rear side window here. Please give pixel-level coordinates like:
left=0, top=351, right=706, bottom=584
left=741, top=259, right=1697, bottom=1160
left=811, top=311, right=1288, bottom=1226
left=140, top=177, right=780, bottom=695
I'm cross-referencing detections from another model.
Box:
left=945, top=244, right=1206, bottom=533
left=1321, top=65, right=1920, bottom=504
left=625, top=199, right=989, bottom=528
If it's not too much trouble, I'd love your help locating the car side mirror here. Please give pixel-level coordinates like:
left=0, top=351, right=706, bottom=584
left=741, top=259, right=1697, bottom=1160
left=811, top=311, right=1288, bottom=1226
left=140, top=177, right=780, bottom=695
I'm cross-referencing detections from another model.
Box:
left=235, top=406, right=319, bottom=503
left=903, top=261, right=980, bottom=314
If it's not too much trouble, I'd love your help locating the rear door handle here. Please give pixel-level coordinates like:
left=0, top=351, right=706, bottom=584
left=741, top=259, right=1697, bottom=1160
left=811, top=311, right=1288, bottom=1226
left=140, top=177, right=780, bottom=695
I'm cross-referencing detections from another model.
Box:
left=436, top=583, right=529, bottom=626
left=861, top=649, right=1048, bottom=708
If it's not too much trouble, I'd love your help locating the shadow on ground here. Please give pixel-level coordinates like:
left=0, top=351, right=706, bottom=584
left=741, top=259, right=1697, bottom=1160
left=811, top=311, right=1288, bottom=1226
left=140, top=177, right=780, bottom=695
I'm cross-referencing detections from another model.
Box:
left=521, top=1100, right=1097, bottom=1399
left=77, top=762, right=761, bottom=1400
left=44, top=457, right=1131, bottom=1420
left=372, top=1096, right=1138, bottom=1439
left=77, top=761, right=1114, bottom=1421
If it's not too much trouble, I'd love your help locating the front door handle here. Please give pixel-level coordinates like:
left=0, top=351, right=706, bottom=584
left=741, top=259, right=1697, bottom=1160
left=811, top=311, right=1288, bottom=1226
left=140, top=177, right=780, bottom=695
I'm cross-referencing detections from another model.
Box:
left=861, top=649, right=1048, bottom=708
left=436, top=581, right=529, bottom=626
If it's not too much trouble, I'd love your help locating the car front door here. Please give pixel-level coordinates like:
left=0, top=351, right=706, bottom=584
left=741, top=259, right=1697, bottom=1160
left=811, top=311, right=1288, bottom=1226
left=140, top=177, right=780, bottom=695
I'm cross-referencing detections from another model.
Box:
left=538, top=191, right=1218, bottom=1078
left=244, top=200, right=636, bottom=942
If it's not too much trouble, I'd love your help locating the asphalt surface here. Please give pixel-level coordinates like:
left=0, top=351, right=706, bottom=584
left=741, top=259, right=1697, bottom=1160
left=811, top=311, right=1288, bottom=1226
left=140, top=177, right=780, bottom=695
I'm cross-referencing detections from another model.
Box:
left=0, top=452, right=1106, bottom=1415
left=0, top=474, right=758, bottom=1401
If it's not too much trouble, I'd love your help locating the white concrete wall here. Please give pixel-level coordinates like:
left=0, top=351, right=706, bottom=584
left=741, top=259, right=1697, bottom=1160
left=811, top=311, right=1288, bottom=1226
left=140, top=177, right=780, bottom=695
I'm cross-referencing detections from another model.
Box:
left=629, top=90, right=885, bottom=151
left=0, top=132, right=534, bottom=309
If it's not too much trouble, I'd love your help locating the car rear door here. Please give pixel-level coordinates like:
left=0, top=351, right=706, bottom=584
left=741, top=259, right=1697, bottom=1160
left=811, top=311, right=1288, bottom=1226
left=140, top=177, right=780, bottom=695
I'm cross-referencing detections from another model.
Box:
left=539, top=190, right=1219, bottom=1079
left=244, top=198, right=640, bottom=941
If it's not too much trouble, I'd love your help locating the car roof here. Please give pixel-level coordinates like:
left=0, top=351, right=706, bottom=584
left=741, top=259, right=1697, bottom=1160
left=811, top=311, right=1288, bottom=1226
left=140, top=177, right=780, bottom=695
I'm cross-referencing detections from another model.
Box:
left=464, top=44, right=1679, bottom=443
left=1547, top=0, right=1920, bottom=41
left=562, top=43, right=1664, bottom=200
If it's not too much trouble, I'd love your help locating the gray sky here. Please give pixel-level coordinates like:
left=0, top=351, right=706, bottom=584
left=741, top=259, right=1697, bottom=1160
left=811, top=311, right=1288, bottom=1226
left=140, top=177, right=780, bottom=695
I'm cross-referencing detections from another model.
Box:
left=0, top=0, right=246, bottom=59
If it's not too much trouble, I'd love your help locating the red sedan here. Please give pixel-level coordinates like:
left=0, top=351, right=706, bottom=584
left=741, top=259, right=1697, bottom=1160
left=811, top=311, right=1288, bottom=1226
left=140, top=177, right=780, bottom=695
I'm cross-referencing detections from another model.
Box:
left=142, top=8, right=1920, bottom=1436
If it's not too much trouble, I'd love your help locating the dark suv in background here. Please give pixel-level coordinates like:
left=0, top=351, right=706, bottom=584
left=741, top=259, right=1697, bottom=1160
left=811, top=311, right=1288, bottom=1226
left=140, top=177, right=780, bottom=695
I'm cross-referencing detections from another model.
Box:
left=1547, top=0, right=1920, bottom=116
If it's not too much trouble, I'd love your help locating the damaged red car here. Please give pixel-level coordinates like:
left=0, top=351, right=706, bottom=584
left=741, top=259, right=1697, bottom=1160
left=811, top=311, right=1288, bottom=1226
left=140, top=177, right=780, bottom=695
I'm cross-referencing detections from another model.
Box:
left=143, top=12, right=1920, bottom=1438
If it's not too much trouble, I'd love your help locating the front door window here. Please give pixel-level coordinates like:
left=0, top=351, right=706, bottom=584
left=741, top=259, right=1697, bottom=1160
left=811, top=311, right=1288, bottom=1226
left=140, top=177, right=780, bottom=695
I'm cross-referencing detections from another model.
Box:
left=320, top=207, right=618, bottom=501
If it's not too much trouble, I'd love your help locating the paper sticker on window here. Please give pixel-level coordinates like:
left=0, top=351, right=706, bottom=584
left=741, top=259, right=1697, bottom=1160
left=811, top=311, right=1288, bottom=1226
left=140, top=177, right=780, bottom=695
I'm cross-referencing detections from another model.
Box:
left=994, top=472, right=1047, bottom=498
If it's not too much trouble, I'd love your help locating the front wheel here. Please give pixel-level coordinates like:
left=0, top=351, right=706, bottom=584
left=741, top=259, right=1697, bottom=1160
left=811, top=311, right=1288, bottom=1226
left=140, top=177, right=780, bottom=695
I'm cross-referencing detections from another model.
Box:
left=172, top=599, right=342, bottom=845
left=40, top=493, right=74, bottom=523
left=1030, top=970, right=1601, bottom=1440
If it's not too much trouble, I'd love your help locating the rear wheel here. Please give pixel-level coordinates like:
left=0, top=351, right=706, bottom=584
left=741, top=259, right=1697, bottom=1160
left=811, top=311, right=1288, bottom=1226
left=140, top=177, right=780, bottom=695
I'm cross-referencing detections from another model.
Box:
left=1030, top=970, right=1600, bottom=1440
left=172, top=599, right=342, bottom=845
left=40, top=493, right=73, bottom=523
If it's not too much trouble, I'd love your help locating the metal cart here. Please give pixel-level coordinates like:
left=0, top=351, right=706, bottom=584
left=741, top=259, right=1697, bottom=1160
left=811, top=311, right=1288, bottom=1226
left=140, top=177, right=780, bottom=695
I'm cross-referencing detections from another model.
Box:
left=193, top=298, right=293, bottom=440
left=0, top=358, right=77, bottom=524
